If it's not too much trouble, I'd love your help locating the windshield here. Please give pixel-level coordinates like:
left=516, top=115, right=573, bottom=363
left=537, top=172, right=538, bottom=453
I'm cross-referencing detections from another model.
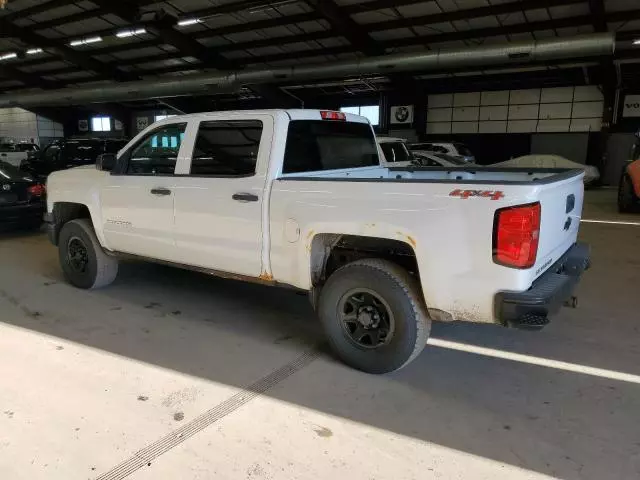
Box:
left=0, top=161, right=25, bottom=178
left=380, top=142, right=412, bottom=163
left=283, top=121, right=378, bottom=173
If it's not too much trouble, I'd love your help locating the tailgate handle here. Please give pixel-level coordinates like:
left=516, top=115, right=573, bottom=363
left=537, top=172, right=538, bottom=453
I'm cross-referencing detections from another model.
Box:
left=566, top=194, right=575, bottom=214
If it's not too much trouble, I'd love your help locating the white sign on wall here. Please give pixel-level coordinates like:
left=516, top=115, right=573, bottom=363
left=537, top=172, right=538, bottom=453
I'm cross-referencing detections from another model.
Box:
left=114, top=119, right=123, bottom=131
left=78, top=119, right=89, bottom=132
left=136, top=117, right=149, bottom=131
left=623, top=95, right=640, bottom=117
left=390, top=105, right=414, bottom=124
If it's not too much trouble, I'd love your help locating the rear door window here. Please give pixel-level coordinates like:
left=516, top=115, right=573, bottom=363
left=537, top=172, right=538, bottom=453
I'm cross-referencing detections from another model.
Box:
left=283, top=121, right=378, bottom=173
left=190, top=120, right=263, bottom=176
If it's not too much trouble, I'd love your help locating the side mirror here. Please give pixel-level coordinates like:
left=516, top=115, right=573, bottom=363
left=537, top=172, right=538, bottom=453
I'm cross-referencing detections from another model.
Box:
left=96, top=153, right=116, bottom=172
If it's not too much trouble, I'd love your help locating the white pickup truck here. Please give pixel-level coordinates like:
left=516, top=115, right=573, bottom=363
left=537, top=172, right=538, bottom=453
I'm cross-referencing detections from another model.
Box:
left=44, top=109, right=590, bottom=373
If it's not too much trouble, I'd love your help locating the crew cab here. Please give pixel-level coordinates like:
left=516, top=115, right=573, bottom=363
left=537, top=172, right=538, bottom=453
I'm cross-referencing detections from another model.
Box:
left=44, top=109, right=590, bottom=373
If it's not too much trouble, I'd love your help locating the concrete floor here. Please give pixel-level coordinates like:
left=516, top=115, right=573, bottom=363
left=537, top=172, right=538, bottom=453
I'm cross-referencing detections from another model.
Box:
left=0, top=190, right=639, bottom=480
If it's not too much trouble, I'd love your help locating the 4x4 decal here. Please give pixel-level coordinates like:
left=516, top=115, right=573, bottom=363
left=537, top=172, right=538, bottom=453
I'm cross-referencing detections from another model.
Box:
left=449, top=189, right=505, bottom=200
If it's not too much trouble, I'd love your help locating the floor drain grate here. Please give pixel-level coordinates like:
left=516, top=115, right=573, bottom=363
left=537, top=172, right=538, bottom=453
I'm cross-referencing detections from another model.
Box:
left=97, top=347, right=321, bottom=480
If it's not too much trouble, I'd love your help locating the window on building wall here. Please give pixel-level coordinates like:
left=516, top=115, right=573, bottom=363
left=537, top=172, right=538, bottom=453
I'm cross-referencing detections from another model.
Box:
left=154, top=114, right=177, bottom=122
left=340, top=105, right=379, bottom=126
left=91, top=116, right=111, bottom=132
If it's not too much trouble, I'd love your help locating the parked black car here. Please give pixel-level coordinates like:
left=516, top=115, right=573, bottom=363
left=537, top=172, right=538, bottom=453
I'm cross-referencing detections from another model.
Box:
left=0, top=161, right=46, bottom=230
left=23, top=137, right=129, bottom=178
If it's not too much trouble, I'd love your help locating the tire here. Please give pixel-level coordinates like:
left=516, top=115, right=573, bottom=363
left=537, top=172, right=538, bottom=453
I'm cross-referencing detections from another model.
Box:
left=318, top=258, right=431, bottom=374
left=618, top=174, right=638, bottom=213
left=58, top=219, right=118, bottom=289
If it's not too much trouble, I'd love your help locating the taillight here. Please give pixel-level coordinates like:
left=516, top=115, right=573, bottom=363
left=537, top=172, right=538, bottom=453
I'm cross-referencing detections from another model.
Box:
left=320, top=110, right=346, bottom=121
left=28, top=184, right=46, bottom=197
left=493, top=202, right=541, bottom=269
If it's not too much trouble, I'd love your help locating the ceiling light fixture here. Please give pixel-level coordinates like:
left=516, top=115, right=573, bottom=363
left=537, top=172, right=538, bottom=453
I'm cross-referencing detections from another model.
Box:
left=69, top=36, right=103, bottom=46
left=0, top=52, right=17, bottom=61
left=26, top=48, right=43, bottom=55
left=116, top=28, right=147, bottom=38
left=633, top=39, right=640, bottom=45
left=177, top=18, right=202, bottom=27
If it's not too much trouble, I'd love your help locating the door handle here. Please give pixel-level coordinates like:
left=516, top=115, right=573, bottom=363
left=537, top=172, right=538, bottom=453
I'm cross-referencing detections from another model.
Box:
left=232, top=192, right=259, bottom=202
left=150, top=188, right=172, bottom=196
left=0, top=153, right=6, bottom=157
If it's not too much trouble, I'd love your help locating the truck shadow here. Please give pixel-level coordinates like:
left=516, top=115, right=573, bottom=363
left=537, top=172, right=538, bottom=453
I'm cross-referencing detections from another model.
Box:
left=0, top=224, right=638, bottom=480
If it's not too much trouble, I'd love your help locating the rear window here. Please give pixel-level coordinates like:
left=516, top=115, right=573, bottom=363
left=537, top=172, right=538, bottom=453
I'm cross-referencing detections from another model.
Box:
left=15, top=144, right=39, bottom=152
left=63, top=140, right=102, bottom=160
left=283, top=121, right=378, bottom=174
left=380, top=142, right=412, bottom=163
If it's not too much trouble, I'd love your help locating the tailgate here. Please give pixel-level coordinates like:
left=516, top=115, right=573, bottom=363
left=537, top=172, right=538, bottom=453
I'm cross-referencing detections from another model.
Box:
left=533, top=171, right=584, bottom=278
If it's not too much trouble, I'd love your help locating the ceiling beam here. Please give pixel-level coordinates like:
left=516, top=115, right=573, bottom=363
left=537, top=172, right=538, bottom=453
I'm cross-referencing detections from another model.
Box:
left=366, top=0, right=584, bottom=32
left=305, top=0, right=383, bottom=56
left=0, top=0, right=73, bottom=22
left=90, top=0, right=236, bottom=70
left=22, top=7, right=112, bottom=33
left=0, top=65, right=61, bottom=90
left=248, top=84, right=302, bottom=108
left=588, top=0, right=607, bottom=32
left=0, top=20, right=138, bottom=82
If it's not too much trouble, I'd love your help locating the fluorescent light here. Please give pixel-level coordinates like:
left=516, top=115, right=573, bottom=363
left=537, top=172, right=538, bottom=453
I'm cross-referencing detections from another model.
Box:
left=0, top=52, right=17, bottom=61
left=633, top=39, right=640, bottom=45
left=177, top=18, right=201, bottom=27
left=116, top=28, right=146, bottom=38
left=69, top=36, right=102, bottom=46
left=26, top=48, right=43, bottom=55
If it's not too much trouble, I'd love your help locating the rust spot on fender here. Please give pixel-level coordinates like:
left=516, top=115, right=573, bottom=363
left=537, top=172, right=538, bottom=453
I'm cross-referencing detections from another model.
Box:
left=259, top=272, right=274, bottom=281
left=396, top=231, right=416, bottom=249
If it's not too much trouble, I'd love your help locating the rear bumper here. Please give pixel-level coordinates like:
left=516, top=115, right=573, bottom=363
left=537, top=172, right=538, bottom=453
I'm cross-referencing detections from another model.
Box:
left=0, top=202, right=45, bottom=227
left=494, top=243, right=590, bottom=329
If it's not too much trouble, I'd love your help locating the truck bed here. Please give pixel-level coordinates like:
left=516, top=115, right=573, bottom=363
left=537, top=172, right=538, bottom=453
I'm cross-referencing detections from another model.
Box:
left=272, top=164, right=584, bottom=325
left=281, top=165, right=584, bottom=185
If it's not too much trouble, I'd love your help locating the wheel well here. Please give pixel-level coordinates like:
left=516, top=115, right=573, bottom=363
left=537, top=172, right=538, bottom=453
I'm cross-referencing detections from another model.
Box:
left=310, top=234, right=419, bottom=287
left=50, top=202, right=91, bottom=245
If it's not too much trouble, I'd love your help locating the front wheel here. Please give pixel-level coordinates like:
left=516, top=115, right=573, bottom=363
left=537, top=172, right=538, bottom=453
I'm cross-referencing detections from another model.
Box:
left=318, top=259, right=431, bottom=374
left=58, top=219, right=118, bottom=289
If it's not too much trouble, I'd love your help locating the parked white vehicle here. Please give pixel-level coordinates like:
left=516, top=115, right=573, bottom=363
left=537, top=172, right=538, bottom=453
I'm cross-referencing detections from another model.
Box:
left=412, top=150, right=471, bottom=167
left=377, top=137, right=470, bottom=168
left=377, top=136, right=414, bottom=166
left=409, top=141, right=476, bottom=163
left=492, top=155, right=600, bottom=185
left=0, top=143, right=29, bottom=168
left=45, top=109, right=590, bottom=373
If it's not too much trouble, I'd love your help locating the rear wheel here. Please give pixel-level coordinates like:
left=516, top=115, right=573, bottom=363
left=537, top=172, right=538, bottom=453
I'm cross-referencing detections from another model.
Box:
left=618, top=174, right=638, bottom=213
left=58, top=219, right=118, bottom=289
left=318, top=259, right=430, bottom=374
